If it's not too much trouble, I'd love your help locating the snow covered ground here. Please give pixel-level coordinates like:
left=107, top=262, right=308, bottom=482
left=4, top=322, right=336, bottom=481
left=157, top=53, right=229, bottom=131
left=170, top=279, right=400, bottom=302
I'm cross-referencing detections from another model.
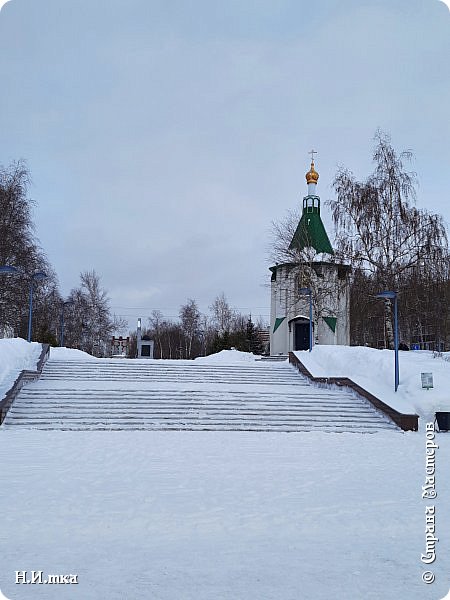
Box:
left=1, top=431, right=450, bottom=599
left=1, top=340, right=450, bottom=599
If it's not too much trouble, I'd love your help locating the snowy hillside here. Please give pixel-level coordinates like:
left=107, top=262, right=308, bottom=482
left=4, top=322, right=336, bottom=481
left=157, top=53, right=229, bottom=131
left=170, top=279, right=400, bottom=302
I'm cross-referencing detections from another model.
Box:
left=296, top=345, right=450, bottom=422
left=0, top=338, right=42, bottom=399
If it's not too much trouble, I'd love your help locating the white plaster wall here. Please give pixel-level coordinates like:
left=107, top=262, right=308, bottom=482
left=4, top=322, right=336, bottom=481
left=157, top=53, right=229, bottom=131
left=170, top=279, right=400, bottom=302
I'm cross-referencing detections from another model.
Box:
left=318, top=321, right=335, bottom=345
left=271, top=319, right=288, bottom=355
left=270, top=268, right=290, bottom=355
left=269, top=262, right=351, bottom=354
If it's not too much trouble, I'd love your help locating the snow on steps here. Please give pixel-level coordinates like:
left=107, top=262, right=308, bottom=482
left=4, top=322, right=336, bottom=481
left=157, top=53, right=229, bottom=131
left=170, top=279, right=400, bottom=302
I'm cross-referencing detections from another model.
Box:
left=3, top=358, right=400, bottom=432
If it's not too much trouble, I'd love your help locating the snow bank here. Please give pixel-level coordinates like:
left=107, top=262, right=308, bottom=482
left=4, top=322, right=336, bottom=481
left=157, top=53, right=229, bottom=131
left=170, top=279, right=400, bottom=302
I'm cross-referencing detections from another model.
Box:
left=50, top=347, right=97, bottom=361
left=295, top=345, right=450, bottom=419
left=194, top=349, right=258, bottom=364
left=0, top=338, right=42, bottom=399
left=51, top=348, right=259, bottom=364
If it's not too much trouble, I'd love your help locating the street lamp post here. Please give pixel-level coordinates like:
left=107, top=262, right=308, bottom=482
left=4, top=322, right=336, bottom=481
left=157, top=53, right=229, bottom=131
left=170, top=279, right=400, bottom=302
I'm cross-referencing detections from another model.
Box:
left=60, top=300, right=74, bottom=347
left=1, top=266, right=48, bottom=342
left=27, top=272, right=47, bottom=342
left=298, top=287, right=313, bottom=352
left=376, top=290, right=399, bottom=392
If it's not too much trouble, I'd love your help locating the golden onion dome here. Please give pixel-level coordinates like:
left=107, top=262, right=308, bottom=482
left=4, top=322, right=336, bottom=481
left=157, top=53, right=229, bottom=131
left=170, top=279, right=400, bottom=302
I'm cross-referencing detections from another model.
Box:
left=305, top=161, right=319, bottom=185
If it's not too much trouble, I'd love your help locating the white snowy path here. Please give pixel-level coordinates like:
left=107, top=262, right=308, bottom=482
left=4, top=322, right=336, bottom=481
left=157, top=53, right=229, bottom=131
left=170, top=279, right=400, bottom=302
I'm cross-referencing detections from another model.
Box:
left=1, top=430, right=450, bottom=599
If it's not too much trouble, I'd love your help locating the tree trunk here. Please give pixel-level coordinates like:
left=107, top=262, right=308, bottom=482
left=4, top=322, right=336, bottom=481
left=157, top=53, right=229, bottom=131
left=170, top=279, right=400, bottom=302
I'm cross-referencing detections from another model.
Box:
left=384, top=299, right=395, bottom=349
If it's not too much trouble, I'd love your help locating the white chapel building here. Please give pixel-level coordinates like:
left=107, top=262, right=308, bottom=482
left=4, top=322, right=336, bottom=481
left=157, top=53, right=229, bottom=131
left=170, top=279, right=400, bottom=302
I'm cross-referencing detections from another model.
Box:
left=269, top=157, right=351, bottom=355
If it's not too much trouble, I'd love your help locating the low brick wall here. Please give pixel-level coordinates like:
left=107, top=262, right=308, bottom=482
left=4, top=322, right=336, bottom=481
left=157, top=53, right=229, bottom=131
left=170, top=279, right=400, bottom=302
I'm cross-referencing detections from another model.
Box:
left=288, top=352, right=419, bottom=432
left=0, top=343, right=50, bottom=425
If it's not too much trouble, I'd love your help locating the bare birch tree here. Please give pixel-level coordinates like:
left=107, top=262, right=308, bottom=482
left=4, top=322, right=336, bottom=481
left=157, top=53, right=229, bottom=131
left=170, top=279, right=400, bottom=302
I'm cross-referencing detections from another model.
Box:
left=0, top=161, right=60, bottom=340
left=179, top=299, right=201, bottom=359
left=209, top=292, right=234, bottom=334
left=64, top=270, right=126, bottom=355
left=330, top=130, right=448, bottom=348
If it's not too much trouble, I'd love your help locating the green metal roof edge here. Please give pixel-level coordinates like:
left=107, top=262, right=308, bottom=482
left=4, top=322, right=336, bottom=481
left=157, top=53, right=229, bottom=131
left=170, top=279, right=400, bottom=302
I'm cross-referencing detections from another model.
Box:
left=269, top=263, right=298, bottom=272
left=270, top=261, right=348, bottom=271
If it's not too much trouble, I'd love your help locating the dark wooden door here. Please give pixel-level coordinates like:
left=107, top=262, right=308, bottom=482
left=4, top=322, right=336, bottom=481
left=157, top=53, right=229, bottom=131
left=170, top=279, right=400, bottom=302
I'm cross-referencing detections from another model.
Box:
left=294, top=322, right=309, bottom=351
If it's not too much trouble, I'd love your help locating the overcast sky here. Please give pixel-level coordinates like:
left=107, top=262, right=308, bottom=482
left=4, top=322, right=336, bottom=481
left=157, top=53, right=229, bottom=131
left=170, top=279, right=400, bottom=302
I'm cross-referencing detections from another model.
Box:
left=1, top=0, right=449, bottom=328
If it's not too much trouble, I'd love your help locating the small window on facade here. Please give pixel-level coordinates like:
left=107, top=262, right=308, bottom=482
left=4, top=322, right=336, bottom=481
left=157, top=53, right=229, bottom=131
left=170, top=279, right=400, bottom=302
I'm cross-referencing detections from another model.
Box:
left=312, top=264, right=324, bottom=278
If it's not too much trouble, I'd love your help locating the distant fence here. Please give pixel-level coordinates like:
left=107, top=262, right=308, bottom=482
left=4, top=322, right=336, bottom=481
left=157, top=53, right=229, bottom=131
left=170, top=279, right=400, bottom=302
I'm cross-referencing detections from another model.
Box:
left=288, top=352, right=419, bottom=432
left=0, top=344, right=50, bottom=425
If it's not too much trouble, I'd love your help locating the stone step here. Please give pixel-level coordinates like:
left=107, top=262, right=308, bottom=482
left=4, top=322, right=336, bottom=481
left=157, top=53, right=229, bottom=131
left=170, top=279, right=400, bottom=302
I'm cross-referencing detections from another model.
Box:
left=39, top=377, right=306, bottom=386
left=4, top=419, right=396, bottom=431
left=13, top=399, right=370, bottom=409
left=12, top=391, right=375, bottom=407
left=41, top=365, right=300, bottom=373
left=13, top=388, right=361, bottom=395
left=8, top=411, right=386, bottom=421
left=7, top=403, right=385, bottom=416
left=2, top=357, right=400, bottom=432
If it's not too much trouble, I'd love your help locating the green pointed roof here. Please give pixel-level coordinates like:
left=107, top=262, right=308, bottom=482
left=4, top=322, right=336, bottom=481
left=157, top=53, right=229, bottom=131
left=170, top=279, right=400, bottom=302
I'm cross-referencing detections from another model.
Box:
left=289, top=203, right=334, bottom=255
left=289, top=157, right=334, bottom=255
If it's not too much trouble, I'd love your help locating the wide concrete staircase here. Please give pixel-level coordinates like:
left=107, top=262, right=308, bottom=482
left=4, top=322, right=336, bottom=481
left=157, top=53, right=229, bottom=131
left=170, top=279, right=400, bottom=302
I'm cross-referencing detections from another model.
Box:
left=2, top=358, right=399, bottom=432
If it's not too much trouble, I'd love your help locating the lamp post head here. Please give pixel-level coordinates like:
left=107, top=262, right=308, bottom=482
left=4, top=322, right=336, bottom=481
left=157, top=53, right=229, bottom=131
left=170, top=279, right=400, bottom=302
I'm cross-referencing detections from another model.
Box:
left=32, top=271, right=47, bottom=281
left=0, top=265, right=19, bottom=274
left=375, top=290, right=397, bottom=300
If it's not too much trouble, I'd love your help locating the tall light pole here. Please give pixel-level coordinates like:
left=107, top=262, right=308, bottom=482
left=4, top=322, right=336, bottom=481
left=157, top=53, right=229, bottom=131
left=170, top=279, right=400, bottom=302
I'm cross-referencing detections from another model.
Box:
left=28, top=272, right=47, bottom=342
left=298, top=287, right=313, bottom=352
left=376, top=290, right=399, bottom=392
left=60, top=299, right=74, bottom=347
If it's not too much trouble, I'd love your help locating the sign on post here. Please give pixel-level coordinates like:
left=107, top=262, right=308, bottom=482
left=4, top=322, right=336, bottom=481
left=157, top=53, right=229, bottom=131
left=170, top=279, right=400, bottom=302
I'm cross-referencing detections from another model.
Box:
left=421, top=372, right=434, bottom=390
